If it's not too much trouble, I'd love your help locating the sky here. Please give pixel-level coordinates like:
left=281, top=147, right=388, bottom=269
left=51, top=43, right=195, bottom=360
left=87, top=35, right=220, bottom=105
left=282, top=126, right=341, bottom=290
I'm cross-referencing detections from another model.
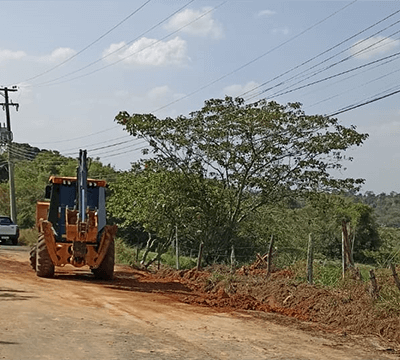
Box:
left=1, top=0, right=400, bottom=194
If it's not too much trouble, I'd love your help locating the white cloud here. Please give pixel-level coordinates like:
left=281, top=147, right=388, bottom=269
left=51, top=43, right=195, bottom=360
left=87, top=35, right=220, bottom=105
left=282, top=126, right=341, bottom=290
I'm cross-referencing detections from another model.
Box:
left=272, top=27, right=290, bottom=36
left=223, top=81, right=260, bottom=98
left=0, top=49, right=26, bottom=62
left=350, top=36, right=399, bottom=60
left=257, top=10, right=276, bottom=17
left=102, top=37, right=188, bottom=66
left=148, top=85, right=170, bottom=99
left=37, top=47, right=77, bottom=63
left=164, top=7, right=223, bottom=39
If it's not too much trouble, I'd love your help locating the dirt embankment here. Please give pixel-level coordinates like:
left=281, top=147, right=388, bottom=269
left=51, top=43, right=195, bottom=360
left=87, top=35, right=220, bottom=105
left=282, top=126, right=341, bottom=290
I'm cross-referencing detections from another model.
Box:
left=0, top=246, right=399, bottom=360
left=154, top=265, right=400, bottom=346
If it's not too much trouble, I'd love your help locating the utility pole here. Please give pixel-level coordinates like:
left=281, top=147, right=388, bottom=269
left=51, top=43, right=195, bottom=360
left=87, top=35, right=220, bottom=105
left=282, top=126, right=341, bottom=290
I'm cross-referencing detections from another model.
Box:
left=0, top=86, right=18, bottom=223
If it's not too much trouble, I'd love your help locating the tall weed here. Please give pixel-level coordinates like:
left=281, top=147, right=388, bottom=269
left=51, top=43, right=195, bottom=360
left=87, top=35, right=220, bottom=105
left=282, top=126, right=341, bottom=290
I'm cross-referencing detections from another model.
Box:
left=18, top=228, right=37, bottom=247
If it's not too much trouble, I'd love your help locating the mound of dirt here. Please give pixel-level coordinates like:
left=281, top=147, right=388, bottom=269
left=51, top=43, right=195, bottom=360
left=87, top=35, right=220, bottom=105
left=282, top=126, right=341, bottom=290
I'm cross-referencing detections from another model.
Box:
left=152, top=265, right=400, bottom=347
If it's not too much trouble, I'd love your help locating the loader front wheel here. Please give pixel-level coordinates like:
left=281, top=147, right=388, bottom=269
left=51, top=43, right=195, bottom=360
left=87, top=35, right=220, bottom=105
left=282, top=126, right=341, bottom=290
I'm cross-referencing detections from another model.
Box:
left=29, top=245, right=37, bottom=270
left=92, top=240, right=114, bottom=280
left=36, top=235, right=55, bottom=278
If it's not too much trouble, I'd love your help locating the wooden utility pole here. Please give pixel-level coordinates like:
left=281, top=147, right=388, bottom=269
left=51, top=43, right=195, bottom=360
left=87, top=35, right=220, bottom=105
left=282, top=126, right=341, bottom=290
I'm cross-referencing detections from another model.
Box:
left=0, top=87, right=18, bottom=224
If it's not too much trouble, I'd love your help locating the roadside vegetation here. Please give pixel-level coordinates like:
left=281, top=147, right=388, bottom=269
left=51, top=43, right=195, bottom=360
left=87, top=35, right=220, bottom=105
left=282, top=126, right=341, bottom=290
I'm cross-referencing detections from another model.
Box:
left=3, top=97, right=400, bottom=337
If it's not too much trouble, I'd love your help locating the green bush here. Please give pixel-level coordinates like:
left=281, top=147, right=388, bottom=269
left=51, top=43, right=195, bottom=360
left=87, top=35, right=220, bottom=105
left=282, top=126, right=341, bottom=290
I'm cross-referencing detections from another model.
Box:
left=161, top=251, right=197, bottom=269
left=115, top=237, right=139, bottom=266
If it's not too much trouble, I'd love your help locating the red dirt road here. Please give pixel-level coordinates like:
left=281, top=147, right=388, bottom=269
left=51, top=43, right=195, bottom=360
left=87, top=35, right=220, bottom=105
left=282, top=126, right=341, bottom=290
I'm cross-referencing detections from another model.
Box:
left=0, top=246, right=397, bottom=360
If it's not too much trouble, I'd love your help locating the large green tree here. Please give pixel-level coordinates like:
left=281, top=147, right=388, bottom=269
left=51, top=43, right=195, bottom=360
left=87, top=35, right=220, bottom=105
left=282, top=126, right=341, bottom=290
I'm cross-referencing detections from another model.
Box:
left=108, top=163, right=233, bottom=261
left=115, top=97, right=368, bottom=253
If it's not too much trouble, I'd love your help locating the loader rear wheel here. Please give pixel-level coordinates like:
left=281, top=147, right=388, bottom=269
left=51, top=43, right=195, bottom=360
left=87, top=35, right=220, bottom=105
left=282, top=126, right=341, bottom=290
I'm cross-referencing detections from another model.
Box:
left=36, top=234, right=55, bottom=278
left=29, top=245, right=37, bottom=270
left=92, top=239, right=114, bottom=280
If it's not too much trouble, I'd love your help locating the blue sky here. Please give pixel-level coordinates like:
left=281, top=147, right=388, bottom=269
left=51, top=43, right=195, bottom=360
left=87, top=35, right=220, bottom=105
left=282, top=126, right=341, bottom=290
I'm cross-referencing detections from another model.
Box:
left=1, top=0, right=400, bottom=194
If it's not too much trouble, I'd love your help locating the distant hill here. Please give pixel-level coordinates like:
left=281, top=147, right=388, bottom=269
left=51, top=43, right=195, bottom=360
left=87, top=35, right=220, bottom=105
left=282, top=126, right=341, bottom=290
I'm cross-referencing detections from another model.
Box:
left=354, top=191, right=400, bottom=228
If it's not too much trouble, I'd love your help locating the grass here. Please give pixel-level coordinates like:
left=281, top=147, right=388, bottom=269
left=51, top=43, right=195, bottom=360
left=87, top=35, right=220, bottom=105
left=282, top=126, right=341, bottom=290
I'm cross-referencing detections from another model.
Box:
left=289, top=258, right=400, bottom=318
left=115, top=238, right=197, bottom=269
left=290, top=260, right=374, bottom=288
left=18, top=228, right=38, bottom=247
left=372, top=267, right=400, bottom=316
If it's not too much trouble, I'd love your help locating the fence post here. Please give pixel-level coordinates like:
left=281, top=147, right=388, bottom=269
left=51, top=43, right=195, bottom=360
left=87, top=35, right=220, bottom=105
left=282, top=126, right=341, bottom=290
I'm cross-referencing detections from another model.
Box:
left=230, top=245, right=236, bottom=273
left=307, top=233, right=313, bottom=284
left=197, top=242, right=204, bottom=271
left=342, top=220, right=350, bottom=278
left=175, top=225, right=180, bottom=270
left=157, top=243, right=161, bottom=270
left=267, top=235, right=274, bottom=277
left=390, top=263, right=400, bottom=291
left=369, top=269, right=380, bottom=299
left=349, top=224, right=355, bottom=267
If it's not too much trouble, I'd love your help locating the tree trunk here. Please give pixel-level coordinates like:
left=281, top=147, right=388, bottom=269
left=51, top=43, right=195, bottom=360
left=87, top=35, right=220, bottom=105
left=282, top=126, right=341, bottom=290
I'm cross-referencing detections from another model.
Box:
left=141, top=233, right=156, bottom=265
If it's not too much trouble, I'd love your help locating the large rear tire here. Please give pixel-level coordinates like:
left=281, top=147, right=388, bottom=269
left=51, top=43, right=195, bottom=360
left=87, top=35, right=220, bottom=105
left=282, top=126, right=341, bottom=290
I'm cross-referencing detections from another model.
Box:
left=29, top=245, right=37, bottom=270
left=92, top=240, right=114, bottom=280
left=36, top=234, right=55, bottom=278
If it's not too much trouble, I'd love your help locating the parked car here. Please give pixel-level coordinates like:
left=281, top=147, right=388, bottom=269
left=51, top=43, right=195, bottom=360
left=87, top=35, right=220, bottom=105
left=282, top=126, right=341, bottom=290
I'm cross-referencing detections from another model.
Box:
left=0, top=216, right=19, bottom=245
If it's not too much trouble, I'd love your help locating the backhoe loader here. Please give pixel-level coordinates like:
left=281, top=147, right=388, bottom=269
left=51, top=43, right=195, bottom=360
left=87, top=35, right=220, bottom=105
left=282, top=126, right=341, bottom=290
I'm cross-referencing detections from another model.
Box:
left=30, top=150, right=117, bottom=279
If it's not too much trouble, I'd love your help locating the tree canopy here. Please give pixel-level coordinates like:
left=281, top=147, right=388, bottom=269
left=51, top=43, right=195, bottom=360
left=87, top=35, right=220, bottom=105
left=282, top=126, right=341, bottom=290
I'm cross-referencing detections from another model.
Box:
left=113, top=97, right=369, bottom=257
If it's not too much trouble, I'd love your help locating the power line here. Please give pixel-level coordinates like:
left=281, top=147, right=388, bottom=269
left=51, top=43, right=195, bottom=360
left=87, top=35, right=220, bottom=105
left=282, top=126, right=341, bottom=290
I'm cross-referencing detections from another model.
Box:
left=261, top=50, right=400, bottom=101
left=240, top=7, right=400, bottom=100
left=16, top=0, right=153, bottom=85
left=27, top=0, right=357, bottom=150
left=307, top=50, right=400, bottom=109
left=245, top=15, right=400, bottom=102
left=150, top=0, right=359, bottom=115
left=329, top=86, right=400, bottom=116
left=28, top=0, right=201, bottom=88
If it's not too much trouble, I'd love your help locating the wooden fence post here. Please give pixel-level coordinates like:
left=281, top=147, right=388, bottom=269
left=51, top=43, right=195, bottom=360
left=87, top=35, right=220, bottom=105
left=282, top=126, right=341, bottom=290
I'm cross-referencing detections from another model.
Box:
left=349, top=224, right=355, bottom=267
left=175, top=225, right=180, bottom=270
left=342, top=220, right=352, bottom=277
left=197, top=242, right=204, bottom=271
left=157, top=243, right=161, bottom=270
left=267, top=235, right=274, bottom=277
left=369, top=269, right=380, bottom=299
left=230, top=245, right=236, bottom=273
left=307, top=233, right=313, bottom=284
left=390, top=263, right=400, bottom=291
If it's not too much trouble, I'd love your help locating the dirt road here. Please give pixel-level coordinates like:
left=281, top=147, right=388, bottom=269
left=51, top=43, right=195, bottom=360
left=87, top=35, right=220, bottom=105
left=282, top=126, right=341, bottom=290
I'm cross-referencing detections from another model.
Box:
left=0, top=246, right=397, bottom=360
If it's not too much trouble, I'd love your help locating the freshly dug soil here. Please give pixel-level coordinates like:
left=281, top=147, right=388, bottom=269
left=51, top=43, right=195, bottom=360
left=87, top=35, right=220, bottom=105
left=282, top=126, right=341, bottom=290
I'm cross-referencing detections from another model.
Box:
left=152, top=265, right=400, bottom=346
left=1, top=246, right=399, bottom=359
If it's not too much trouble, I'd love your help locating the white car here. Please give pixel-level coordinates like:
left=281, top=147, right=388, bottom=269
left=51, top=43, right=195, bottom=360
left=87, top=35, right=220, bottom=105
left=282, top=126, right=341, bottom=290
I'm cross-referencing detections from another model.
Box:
left=0, top=216, right=19, bottom=245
